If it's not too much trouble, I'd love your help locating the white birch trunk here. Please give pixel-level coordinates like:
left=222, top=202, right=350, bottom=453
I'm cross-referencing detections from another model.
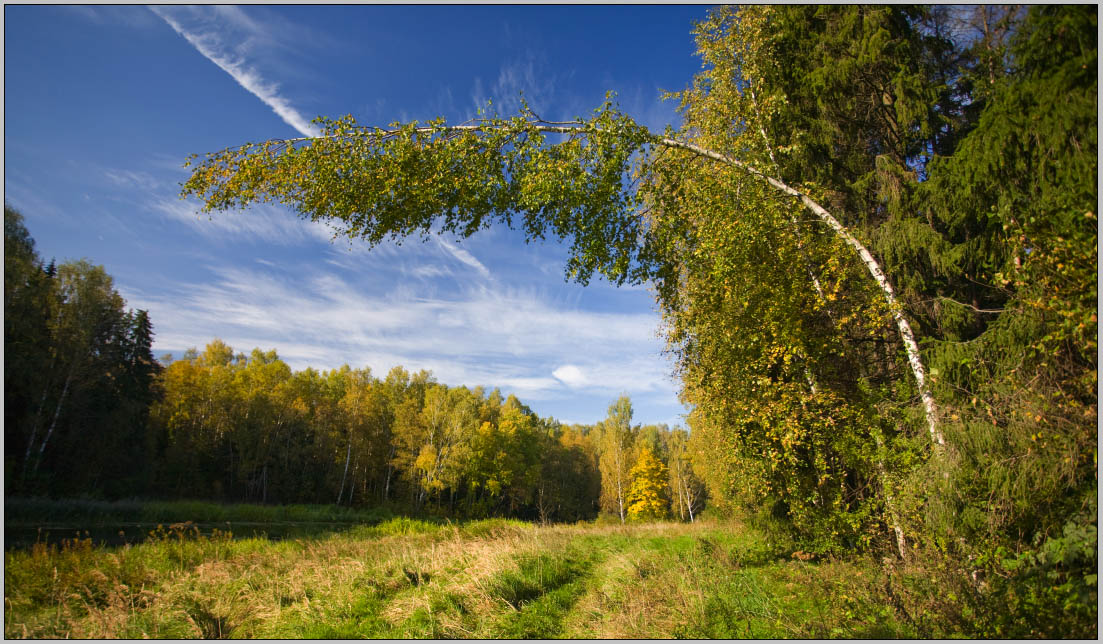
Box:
left=337, top=440, right=351, bottom=505
left=383, top=443, right=396, bottom=503
left=22, top=382, right=52, bottom=480
left=33, top=368, right=73, bottom=476
left=348, top=463, right=357, bottom=506
left=616, top=469, right=625, bottom=523
left=685, top=479, right=698, bottom=523
left=23, top=309, right=65, bottom=482
left=656, top=137, right=944, bottom=448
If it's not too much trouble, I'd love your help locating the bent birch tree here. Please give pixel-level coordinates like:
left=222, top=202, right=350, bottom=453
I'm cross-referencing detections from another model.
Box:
left=180, top=106, right=943, bottom=448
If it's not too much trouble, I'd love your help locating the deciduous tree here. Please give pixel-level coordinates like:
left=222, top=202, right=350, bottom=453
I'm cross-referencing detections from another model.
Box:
left=626, top=447, right=670, bottom=522
left=597, top=395, right=635, bottom=523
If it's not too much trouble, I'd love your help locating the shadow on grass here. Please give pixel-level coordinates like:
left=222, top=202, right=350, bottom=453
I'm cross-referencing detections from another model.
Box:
left=4, top=496, right=452, bottom=550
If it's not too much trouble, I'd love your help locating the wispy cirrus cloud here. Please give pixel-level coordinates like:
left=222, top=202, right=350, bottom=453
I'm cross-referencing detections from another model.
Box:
left=150, top=6, right=321, bottom=137
left=472, top=52, right=581, bottom=120
left=152, top=198, right=336, bottom=246
left=104, top=168, right=162, bottom=192
left=433, top=237, right=492, bottom=280
left=63, top=5, right=160, bottom=29
left=620, top=83, right=682, bottom=136
left=122, top=260, right=672, bottom=411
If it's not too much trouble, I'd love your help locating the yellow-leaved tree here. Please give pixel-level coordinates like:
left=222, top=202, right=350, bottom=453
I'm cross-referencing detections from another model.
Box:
left=625, top=447, right=669, bottom=522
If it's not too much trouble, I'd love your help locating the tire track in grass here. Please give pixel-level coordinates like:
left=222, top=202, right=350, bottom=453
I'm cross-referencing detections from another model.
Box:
left=486, top=543, right=609, bottom=638
left=558, top=532, right=670, bottom=638
left=295, top=523, right=568, bottom=638
left=560, top=527, right=736, bottom=638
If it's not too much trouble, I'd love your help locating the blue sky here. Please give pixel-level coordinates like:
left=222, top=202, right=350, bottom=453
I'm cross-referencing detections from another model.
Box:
left=4, top=5, right=709, bottom=428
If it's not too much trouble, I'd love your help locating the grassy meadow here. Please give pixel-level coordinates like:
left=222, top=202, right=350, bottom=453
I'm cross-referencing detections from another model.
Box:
left=2, top=500, right=935, bottom=639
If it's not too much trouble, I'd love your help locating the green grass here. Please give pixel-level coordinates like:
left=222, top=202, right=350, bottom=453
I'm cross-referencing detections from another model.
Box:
left=6, top=496, right=404, bottom=526
left=5, top=509, right=934, bottom=639
left=4, top=497, right=432, bottom=550
left=488, top=549, right=597, bottom=638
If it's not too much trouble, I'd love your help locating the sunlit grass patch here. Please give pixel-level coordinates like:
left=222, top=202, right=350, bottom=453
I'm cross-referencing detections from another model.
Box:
left=458, top=517, right=533, bottom=539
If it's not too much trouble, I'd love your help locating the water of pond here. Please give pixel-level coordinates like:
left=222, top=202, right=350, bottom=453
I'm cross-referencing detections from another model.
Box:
left=4, top=520, right=364, bottom=551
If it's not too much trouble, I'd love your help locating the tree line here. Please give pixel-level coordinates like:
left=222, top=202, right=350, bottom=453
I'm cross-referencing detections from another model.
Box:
left=148, top=339, right=704, bottom=523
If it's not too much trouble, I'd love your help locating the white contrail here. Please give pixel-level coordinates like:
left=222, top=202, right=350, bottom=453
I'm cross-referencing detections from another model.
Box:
left=150, top=6, right=321, bottom=138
